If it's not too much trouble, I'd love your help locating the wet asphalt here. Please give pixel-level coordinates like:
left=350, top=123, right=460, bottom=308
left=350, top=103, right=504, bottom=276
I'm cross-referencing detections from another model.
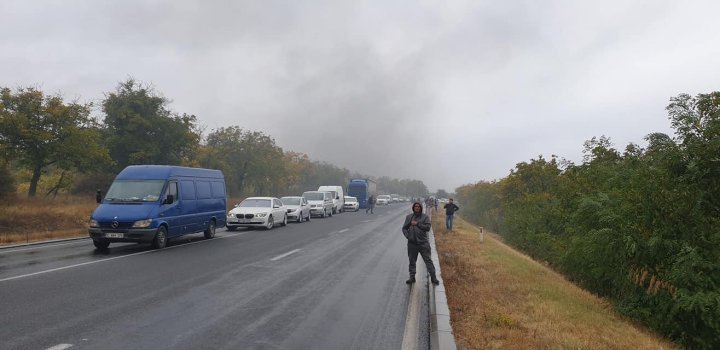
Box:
left=0, top=204, right=429, bottom=350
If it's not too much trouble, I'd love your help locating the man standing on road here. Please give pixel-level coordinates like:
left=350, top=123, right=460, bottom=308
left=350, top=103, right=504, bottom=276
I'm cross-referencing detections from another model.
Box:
left=366, top=195, right=375, bottom=214
left=444, top=198, right=460, bottom=231
left=402, top=202, right=440, bottom=285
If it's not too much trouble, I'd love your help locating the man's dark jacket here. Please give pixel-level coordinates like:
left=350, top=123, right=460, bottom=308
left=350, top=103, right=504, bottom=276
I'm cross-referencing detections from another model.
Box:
left=402, top=203, right=431, bottom=244
left=444, top=202, right=459, bottom=216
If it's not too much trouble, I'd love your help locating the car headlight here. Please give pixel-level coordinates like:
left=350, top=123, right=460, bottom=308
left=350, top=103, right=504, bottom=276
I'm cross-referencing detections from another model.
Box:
left=227, top=212, right=234, bottom=217
left=256, top=212, right=267, bottom=218
left=89, top=219, right=99, bottom=228
left=132, top=219, right=153, bottom=228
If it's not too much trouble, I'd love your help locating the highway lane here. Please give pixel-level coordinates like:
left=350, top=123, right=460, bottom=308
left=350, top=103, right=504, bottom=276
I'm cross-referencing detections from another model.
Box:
left=0, top=204, right=429, bottom=350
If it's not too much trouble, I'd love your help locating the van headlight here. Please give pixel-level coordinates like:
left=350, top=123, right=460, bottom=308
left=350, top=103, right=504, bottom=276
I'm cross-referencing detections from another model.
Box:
left=89, top=219, right=99, bottom=228
left=132, top=219, right=153, bottom=228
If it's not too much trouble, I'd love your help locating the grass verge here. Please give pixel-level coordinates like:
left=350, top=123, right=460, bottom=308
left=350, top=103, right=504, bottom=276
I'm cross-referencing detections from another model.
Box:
left=432, top=213, right=678, bottom=349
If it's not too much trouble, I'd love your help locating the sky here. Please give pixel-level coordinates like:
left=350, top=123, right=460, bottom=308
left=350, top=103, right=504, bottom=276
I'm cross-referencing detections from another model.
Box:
left=2, top=0, right=719, bottom=192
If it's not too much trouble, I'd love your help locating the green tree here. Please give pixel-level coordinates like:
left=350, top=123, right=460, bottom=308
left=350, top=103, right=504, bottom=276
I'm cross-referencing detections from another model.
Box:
left=102, top=79, right=199, bottom=170
left=200, top=126, right=285, bottom=196
left=0, top=87, right=110, bottom=197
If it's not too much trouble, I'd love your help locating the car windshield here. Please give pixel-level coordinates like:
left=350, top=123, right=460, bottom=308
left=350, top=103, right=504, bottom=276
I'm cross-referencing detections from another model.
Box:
left=104, top=180, right=165, bottom=202
left=345, top=197, right=357, bottom=203
left=303, top=192, right=324, bottom=200
left=239, top=199, right=271, bottom=207
left=281, top=197, right=301, bottom=205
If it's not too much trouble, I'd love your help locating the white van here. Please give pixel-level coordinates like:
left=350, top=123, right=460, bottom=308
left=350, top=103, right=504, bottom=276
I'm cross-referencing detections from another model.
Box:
left=318, top=185, right=345, bottom=214
left=302, top=191, right=334, bottom=218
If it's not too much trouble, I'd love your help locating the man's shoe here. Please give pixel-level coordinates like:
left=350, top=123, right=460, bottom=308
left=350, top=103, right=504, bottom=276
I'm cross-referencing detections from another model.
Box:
left=405, top=277, right=416, bottom=284
left=431, top=278, right=440, bottom=285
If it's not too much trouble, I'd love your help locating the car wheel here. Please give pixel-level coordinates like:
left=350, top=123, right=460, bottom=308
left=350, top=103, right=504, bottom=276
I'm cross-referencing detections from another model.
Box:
left=151, top=226, right=168, bottom=249
left=204, top=219, right=216, bottom=239
left=266, top=215, right=274, bottom=230
left=227, top=225, right=237, bottom=231
left=93, top=240, right=110, bottom=250
left=281, top=214, right=287, bottom=226
left=297, top=213, right=302, bottom=223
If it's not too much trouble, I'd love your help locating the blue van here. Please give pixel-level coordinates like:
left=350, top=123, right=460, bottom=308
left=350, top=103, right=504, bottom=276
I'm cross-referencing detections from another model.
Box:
left=88, top=165, right=227, bottom=250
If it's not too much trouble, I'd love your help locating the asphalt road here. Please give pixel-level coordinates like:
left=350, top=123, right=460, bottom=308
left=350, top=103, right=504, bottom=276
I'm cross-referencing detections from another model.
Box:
left=0, top=204, right=430, bottom=350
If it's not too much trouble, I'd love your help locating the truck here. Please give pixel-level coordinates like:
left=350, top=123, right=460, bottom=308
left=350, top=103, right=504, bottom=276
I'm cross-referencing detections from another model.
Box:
left=347, top=179, right=377, bottom=209
left=88, top=165, right=227, bottom=250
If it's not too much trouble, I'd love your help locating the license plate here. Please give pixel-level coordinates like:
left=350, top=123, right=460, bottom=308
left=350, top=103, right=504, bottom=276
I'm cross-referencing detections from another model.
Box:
left=238, top=218, right=247, bottom=223
left=105, top=233, right=123, bottom=238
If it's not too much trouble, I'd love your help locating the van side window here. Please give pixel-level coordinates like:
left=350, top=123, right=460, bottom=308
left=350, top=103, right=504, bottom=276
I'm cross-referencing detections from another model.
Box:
left=181, top=180, right=196, bottom=200
left=167, top=181, right=178, bottom=200
left=196, top=181, right=212, bottom=199
left=211, top=181, right=225, bottom=198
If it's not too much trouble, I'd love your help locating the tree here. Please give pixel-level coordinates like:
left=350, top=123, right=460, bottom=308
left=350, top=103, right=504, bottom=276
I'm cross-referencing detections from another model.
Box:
left=0, top=87, right=110, bottom=197
left=435, top=189, right=449, bottom=198
left=102, top=79, right=199, bottom=171
left=200, top=126, right=285, bottom=196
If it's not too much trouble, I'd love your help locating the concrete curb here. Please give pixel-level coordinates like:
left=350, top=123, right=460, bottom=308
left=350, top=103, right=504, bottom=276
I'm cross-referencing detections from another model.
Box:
left=428, top=225, right=457, bottom=349
left=0, top=236, right=88, bottom=250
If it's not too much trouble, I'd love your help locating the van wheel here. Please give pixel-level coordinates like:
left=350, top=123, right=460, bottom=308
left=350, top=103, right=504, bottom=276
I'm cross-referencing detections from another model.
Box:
left=93, top=240, right=110, bottom=250
left=152, top=226, right=168, bottom=249
left=266, top=216, right=274, bottom=230
left=281, top=214, right=287, bottom=226
left=204, top=220, right=216, bottom=239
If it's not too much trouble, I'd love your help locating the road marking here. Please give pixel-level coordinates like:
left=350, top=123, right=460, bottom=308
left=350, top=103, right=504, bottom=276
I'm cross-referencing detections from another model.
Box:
left=0, top=231, right=247, bottom=283
left=338, top=228, right=349, bottom=233
left=45, top=344, right=73, bottom=350
left=402, top=255, right=427, bottom=349
left=270, top=249, right=300, bottom=261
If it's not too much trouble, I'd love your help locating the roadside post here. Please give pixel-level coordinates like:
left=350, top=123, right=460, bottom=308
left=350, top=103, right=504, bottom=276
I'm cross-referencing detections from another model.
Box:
left=479, top=227, right=484, bottom=242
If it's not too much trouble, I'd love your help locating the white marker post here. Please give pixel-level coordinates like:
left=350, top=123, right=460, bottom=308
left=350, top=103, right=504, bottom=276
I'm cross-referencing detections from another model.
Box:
left=479, top=227, right=484, bottom=242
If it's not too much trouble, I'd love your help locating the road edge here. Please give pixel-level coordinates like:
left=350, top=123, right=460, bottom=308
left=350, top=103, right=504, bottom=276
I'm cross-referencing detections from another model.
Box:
left=429, top=221, right=457, bottom=349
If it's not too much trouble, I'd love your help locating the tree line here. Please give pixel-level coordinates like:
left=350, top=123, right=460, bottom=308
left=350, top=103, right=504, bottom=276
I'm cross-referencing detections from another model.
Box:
left=0, top=79, right=429, bottom=199
left=455, top=92, right=720, bottom=349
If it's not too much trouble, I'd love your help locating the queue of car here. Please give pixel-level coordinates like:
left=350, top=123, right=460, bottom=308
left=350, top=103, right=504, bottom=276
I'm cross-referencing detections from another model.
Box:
left=224, top=186, right=357, bottom=231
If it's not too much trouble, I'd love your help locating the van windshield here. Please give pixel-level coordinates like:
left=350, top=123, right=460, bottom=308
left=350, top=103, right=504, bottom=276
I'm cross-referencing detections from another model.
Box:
left=105, top=180, right=165, bottom=202
left=303, top=192, right=324, bottom=201
left=281, top=197, right=301, bottom=205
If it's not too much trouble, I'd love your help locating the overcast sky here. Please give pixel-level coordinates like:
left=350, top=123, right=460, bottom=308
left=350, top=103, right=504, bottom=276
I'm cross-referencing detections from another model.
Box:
left=2, top=0, right=719, bottom=191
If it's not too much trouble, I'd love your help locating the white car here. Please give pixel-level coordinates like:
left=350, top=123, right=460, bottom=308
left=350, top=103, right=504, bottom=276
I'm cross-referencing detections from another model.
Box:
left=281, top=196, right=311, bottom=223
left=376, top=195, right=391, bottom=206
left=343, top=196, right=359, bottom=211
left=226, top=197, right=287, bottom=230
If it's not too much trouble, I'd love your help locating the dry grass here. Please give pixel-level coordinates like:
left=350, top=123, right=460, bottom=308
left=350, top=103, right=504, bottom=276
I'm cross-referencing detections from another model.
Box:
left=0, top=195, right=94, bottom=245
left=433, top=214, right=679, bottom=350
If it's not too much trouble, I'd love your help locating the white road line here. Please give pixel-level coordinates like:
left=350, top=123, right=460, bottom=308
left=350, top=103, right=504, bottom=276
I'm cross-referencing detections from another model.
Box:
left=45, top=344, right=73, bottom=350
left=0, top=231, right=247, bottom=283
left=338, top=228, right=349, bottom=233
left=270, top=249, right=300, bottom=261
